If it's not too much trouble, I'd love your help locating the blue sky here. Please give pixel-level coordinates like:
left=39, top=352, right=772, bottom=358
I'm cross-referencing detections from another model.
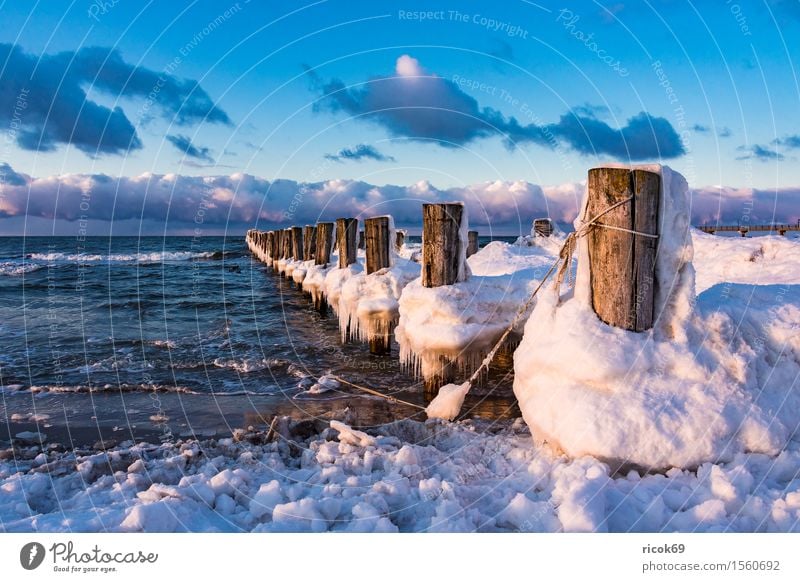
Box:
left=0, top=0, right=799, bottom=233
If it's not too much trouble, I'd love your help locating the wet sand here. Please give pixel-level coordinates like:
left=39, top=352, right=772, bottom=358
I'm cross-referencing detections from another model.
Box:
left=1, top=384, right=519, bottom=448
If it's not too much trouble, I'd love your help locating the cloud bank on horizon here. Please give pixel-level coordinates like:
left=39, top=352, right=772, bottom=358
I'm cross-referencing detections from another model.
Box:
left=0, top=163, right=796, bottom=233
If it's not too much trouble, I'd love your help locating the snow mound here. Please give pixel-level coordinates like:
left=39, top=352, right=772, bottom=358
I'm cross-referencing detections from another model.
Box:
left=514, top=165, right=800, bottom=470
left=692, top=229, right=800, bottom=293
left=397, top=241, right=560, bottom=379
left=337, top=257, right=419, bottom=343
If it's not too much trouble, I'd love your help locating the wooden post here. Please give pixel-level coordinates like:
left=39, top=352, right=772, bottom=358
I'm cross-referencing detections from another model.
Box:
left=270, top=230, right=279, bottom=263
left=586, top=167, right=659, bottom=332
left=467, top=230, right=479, bottom=257
left=421, top=203, right=465, bottom=288
left=336, top=218, right=358, bottom=268
left=365, top=217, right=391, bottom=275
left=364, top=217, right=393, bottom=352
left=395, top=230, right=405, bottom=251
left=358, top=230, right=365, bottom=250
left=315, top=222, right=334, bottom=266
left=283, top=228, right=292, bottom=260
left=266, top=231, right=274, bottom=260
left=740, top=227, right=748, bottom=237
left=291, top=226, right=303, bottom=260
left=302, top=225, right=317, bottom=260
left=534, top=218, right=553, bottom=237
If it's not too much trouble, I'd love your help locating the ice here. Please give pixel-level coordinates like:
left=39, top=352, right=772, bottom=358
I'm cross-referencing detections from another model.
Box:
left=425, top=382, right=470, bottom=421
left=396, top=241, right=560, bottom=380
left=4, top=417, right=800, bottom=532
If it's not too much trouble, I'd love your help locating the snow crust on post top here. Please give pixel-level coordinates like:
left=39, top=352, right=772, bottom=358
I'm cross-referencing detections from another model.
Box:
left=336, top=249, right=418, bottom=344
left=513, top=164, right=800, bottom=470
left=396, top=240, right=562, bottom=380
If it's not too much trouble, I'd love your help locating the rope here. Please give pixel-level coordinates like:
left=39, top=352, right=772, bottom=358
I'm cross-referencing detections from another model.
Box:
left=466, top=194, right=658, bottom=387
left=302, top=193, right=658, bottom=415
left=330, top=376, right=428, bottom=411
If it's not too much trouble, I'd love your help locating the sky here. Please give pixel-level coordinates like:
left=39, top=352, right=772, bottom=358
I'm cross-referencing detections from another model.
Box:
left=0, top=0, right=799, bottom=234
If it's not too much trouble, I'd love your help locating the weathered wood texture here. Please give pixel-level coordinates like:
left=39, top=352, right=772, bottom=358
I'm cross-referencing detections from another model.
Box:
left=422, top=203, right=465, bottom=287
left=423, top=360, right=455, bottom=402
left=282, top=229, right=292, bottom=260
left=315, top=222, right=334, bottom=266
left=303, top=225, right=317, bottom=260
left=266, top=231, right=275, bottom=259
left=533, top=218, right=553, bottom=237
left=586, top=167, right=660, bottom=332
left=365, top=217, right=391, bottom=275
left=358, top=230, right=365, bottom=250
left=467, top=230, right=479, bottom=257
left=336, top=218, right=358, bottom=268
left=269, top=231, right=279, bottom=261
left=395, top=231, right=405, bottom=251
left=291, top=226, right=303, bottom=260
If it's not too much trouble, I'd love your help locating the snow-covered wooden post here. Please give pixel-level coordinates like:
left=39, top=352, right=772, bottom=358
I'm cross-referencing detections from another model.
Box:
left=358, top=230, right=365, bottom=250
left=337, top=218, right=358, bottom=268
left=467, top=230, right=479, bottom=257
left=291, top=226, right=303, bottom=261
left=421, top=203, right=466, bottom=392
left=270, top=231, right=280, bottom=265
left=422, top=203, right=465, bottom=287
left=315, top=222, right=334, bottom=266
left=303, top=225, right=317, bottom=260
left=534, top=218, right=553, bottom=237
left=266, top=231, right=275, bottom=261
left=587, top=167, right=660, bottom=332
left=282, top=228, right=292, bottom=261
left=364, top=216, right=393, bottom=354
left=395, top=230, right=405, bottom=251
left=365, top=217, right=391, bottom=275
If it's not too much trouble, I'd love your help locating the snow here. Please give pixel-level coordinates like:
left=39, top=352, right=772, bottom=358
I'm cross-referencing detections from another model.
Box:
left=425, top=381, right=470, bottom=421
left=223, top=215, right=800, bottom=532
left=396, top=241, right=560, bottom=380
left=5, top=417, right=800, bottom=532
left=692, top=229, right=800, bottom=292
left=513, top=165, right=800, bottom=470
left=337, top=256, right=418, bottom=343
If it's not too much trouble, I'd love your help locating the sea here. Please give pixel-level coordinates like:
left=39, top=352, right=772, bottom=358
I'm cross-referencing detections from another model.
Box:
left=0, top=235, right=518, bottom=446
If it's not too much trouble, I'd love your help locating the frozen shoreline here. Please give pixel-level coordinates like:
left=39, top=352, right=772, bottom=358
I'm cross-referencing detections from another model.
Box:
left=3, top=415, right=800, bottom=532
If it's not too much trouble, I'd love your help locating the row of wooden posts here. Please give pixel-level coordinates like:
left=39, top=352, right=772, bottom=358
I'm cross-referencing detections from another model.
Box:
left=247, top=167, right=666, bottom=392
left=246, top=209, right=488, bottom=287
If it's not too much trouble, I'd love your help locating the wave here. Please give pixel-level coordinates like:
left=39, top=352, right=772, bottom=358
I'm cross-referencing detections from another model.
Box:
left=0, top=262, right=44, bottom=276
left=25, top=383, right=200, bottom=395
left=26, top=251, right=217, bottom=263
left=212, top=356, right=291, bottom=374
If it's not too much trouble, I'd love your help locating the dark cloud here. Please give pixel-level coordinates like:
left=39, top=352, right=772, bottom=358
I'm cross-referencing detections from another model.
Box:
left=693, top=124, right=732, bottom=138
left=309, top=55, right=685, bottom=160
left=736, top=144, right=785, bottom=161
left=0, top=43, right=230, bottom=156
left=324, top=144, right=396, bottom=163
left=547, top=111, right=685, bottom=159
left=774, top=135, right=800, bottom=149
left=166, top=134, right=214, bottom=162
left=0, top=162, right=28, bottom=186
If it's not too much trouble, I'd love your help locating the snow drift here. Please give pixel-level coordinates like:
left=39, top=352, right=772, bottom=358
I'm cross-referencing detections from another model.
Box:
left=513, top=165, right=800, bottom=470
